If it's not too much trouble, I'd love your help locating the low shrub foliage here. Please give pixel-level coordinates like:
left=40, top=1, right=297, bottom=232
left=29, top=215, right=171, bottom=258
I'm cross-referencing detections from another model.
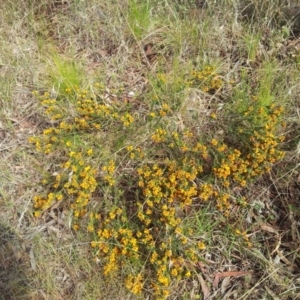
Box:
left=29, top=67, right=285, bottom=298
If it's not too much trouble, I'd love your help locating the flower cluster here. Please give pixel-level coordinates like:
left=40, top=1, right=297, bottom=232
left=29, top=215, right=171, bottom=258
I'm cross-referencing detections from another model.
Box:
left=88, top=154, right=208, bottom=297
left=212, top=103, right=284, bottom=214
left=30, top=140, right=97, bottom=228
left=208, top=104, right=284, bottom=214
left=189, top=65, right=223, bottom=93
left=28, top=88, right=123, bottom=226
left=235, top=229, right=252, bottom=248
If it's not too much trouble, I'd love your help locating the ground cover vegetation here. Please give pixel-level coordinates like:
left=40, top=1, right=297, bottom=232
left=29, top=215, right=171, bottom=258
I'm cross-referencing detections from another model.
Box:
left=0, top=0, right=299, bottom=299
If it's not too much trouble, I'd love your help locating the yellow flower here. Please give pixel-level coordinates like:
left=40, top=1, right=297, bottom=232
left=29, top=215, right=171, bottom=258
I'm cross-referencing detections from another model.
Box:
left=165, top=249, right=172, bottom=257
left=56, top=194, right=63, bottom=200
left=185, top=271, right=191, bottom=277
left=127, top=145, right=134, bottom=151
left=34, top=211, right=41, bottom=217
left=87, top=225, right=94, bottom=232
left=158, top=274, right=169, bottom=286
left=197, top=241, right=206, bottom=250
left=91, top=241, right=97, bottom=248
left=171, top=268, right=178, bottom=277
left=73, top=224, right=79, bottom=231
left=211, top=139, right=218, bottom=146
left=150, top=251, right=158, bottom=263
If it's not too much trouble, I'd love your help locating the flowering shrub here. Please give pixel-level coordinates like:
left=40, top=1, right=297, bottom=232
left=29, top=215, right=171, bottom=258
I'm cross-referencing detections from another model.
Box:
left=29, top=76, right=285, bottom=298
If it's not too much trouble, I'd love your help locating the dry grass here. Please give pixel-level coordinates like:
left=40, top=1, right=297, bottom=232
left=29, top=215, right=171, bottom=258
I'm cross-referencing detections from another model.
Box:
left=0, top=0, right=299, bottom=299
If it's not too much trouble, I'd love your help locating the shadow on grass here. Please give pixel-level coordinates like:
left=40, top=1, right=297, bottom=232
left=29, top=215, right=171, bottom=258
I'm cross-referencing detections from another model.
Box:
left=0, top=224, right=31, bottom=300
